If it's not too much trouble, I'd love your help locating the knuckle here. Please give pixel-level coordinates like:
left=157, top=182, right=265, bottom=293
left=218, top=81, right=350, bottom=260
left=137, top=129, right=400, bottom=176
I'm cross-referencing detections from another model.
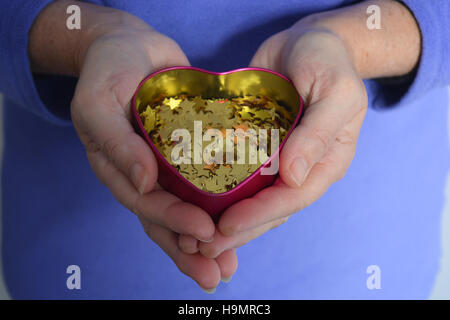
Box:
left=102, top=137, right=121, bottom=165
left=306, top=127, right=332, bottom=155
left=335, top=129, right=355, bottom=146
left=86, top=152, right=110, bottom=186
left=86, top=140, right=101, bottom=153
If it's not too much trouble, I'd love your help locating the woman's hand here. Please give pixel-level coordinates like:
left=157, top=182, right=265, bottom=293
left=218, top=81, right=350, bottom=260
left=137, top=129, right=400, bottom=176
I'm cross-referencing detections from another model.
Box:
left=68, top=9, right=237, bottom=291
left=220, top=27, right=368, bottom=231
left=179, top=25, right=368, bottom=259
left=191, top=0, right=421, bottom=259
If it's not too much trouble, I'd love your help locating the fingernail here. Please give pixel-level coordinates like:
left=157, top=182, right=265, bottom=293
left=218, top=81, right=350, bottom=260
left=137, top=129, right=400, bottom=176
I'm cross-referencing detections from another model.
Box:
left=130, top=163, right=147, bottom=195
left=221, top=276, right=232, bottom=283
left=200, top=287, right=216, bottom=294
left=290, top=157, right=308, bottom=187
left=220, top=224, right=239, bottom=236
left=198, top=236, right=214, bottom=243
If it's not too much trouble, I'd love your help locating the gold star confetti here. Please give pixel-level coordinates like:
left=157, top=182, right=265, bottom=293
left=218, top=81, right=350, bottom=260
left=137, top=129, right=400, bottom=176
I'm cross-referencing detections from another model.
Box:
left=140, top=94, right=294, bottom=193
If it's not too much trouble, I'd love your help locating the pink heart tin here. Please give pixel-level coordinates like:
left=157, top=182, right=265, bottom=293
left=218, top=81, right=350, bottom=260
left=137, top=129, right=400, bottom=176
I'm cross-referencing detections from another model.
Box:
left=132, top=66, right=303, bottom=221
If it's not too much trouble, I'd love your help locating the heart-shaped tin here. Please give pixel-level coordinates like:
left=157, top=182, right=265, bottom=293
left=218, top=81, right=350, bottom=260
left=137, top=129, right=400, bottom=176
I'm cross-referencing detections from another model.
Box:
left=132, top=66, right=303, bottom=221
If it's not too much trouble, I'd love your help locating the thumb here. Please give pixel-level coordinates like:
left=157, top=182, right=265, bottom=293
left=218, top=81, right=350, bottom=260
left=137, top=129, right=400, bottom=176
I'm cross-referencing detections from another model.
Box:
left=250, top=30, right=356, bottom=188
left=73, top=99, right=159, bottom=195
left=279, top=94, right=354, bottom=188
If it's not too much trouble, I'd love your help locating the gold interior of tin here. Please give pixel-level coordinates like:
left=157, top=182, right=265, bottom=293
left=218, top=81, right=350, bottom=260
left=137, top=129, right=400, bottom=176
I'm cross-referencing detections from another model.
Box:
left=135, top=69, right=301, bottom=127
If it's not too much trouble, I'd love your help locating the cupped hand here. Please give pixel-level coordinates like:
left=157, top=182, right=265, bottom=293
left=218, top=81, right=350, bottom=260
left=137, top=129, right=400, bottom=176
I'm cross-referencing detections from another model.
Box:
left=70, top=18, right=237, bottom=291
left=179, top=25, right=368, bottom=259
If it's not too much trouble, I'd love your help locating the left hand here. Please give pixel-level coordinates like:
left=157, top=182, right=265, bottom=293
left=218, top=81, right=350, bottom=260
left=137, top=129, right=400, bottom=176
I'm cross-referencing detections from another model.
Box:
left=178, top=23, right=368, bottom=259
left=70, top=13, right=237, bottom=290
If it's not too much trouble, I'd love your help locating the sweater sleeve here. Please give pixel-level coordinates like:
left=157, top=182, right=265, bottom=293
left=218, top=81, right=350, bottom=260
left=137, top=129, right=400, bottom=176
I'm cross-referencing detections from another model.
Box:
left=0, top=0, right=72, bottom=125
left=368, top=0, right=450, bottom=109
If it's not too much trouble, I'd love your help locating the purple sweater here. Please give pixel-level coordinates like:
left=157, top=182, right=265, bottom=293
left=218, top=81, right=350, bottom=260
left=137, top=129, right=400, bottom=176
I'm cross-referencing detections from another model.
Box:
left=0, top=0, right=449, bottom=299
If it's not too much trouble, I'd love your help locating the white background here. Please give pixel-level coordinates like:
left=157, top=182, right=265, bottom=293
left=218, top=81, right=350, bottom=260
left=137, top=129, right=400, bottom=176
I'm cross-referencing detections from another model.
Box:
left=0, top=91, right=449, bottom=299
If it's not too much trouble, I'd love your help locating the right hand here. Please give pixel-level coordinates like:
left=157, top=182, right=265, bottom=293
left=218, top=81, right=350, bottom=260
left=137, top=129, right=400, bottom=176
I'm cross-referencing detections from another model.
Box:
left=70, top=14, right=237, bottom=292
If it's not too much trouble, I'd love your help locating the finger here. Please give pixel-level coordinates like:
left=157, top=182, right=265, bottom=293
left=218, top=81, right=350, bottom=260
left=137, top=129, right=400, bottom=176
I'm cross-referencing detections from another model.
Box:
left=177, top=239, right=239, bottom=282
left=139, top=218, right=221, bottom=292
left=178, top=234, right=199, bottom=254
left=88, top=149, right=215, bottom=242
left=201, top=216, right=290, bottom=258
left=218, top=110, right=364, bottom=235
left=215, top=249, right=238, bottom=282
